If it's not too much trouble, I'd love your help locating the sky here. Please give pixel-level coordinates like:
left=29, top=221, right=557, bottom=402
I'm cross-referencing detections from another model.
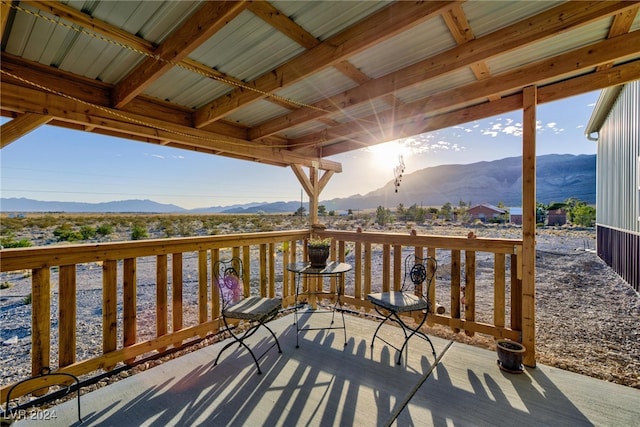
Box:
left=1, top=91, right=601, bottom=210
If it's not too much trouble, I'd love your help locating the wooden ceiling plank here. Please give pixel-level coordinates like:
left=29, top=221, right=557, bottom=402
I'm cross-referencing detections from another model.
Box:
left=193, top=1, right=456, bottom=128
left=248, top=1, right=637, bottom=140
left=112, top=1, right=249, bottom=108
left=288, top=31, right=640, bottom=148
left=0, top=113, right=53, bottom=148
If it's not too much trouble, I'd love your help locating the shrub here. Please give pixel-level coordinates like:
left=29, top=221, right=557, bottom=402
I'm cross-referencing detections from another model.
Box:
left=131, top=224, right=148, bottom=240
left=53, top=223, right=82, bottom=242
left=0, top=234, right=33, bottom=248
left=96, top=223, right=114, bottom=236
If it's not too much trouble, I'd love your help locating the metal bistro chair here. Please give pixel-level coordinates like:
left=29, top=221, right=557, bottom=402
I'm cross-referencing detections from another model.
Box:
left=213, top=257, right=282, bottom=375
left=367, top=254, right=437, bottom=365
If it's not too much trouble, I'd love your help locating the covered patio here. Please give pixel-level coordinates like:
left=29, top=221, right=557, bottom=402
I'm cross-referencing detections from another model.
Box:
left=13, top=314, right=640, bottom=426
left=2, top=1, right=640, bottom=424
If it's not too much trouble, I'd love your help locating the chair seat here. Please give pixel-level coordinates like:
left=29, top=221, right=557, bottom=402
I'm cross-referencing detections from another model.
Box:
left=367, top=291, right=428, bottom=313
left=223, top=296, right=282, bottom=320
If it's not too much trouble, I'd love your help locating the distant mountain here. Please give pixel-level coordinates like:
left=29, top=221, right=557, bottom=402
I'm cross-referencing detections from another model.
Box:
left=0, top=198, right=187, bottom=213
left=316, top=154, right=595, bottom=211
left=1, top=154, right=595, bottom=213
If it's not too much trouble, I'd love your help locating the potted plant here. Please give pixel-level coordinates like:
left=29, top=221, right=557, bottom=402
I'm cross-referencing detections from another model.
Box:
left=496, top=339, right=526, bottom=373
left=307, top=237, right=331, bottom=267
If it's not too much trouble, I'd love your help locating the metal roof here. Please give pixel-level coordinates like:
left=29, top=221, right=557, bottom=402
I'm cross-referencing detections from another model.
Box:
left=2, top=1, right=640, bottom=171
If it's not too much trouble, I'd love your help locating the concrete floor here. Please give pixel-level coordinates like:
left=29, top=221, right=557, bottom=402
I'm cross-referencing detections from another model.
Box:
left=12, top=311, right=640, bottom=426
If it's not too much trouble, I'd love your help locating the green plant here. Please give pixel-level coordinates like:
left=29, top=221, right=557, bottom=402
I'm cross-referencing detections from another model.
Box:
left=1, top=281, right=13, bottom=289
left=131, top=224, right=148, bottom=240
left=308, top=237, right=331, bottom=247
left=23, top=293, right=32, bottom=305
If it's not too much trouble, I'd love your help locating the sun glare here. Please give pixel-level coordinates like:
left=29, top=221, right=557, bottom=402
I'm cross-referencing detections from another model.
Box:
left=368, top=141, right=406, bottom=172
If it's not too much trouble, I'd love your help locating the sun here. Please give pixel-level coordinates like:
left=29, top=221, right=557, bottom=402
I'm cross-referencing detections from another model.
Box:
left=368, top=140, right=406, bottom=172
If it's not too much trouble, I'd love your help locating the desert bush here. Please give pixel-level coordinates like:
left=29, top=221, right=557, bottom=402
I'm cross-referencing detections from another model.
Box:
left=0, top=233, right=33, bottom=248
left=96, top=223, right=114, bottom=236
left=0, top=281, right=13, bottom=289
left=53, top=223, right=82, bottom=242
left=80, top=225, right=96, bottom=240
left=131, top=223, right=148, bottom=240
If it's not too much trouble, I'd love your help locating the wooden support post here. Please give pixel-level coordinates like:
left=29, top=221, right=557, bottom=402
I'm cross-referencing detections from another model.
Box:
left=522, top=85, right=537, bottom=367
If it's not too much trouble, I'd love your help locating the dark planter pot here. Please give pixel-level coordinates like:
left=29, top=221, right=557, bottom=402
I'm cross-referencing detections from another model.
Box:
left=308, top=246, right=330, bottom=268
left=496, top=339, right=525, bottom=373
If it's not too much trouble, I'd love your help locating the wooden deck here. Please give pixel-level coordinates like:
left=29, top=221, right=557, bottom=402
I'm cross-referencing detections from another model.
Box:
left=14, top=312, right=640, bottom=426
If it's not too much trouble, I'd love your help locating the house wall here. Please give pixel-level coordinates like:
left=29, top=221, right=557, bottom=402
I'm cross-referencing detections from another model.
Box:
left=468, top=206, right=503, bottom=222
left=594, top=80, right=640, bottom=292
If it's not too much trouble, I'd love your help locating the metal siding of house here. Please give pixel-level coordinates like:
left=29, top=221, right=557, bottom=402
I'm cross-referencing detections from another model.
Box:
left=595, top=80, right=640, bottom=292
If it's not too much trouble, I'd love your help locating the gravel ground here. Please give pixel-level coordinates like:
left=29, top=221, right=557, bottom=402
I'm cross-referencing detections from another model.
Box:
left=1, top=223, right=638, bottom=393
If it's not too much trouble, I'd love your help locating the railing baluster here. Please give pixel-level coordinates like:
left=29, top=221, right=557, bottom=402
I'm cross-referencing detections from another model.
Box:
left=31, top=267, right=50, bottom=396
left=172, top=253, right=183, bottom=348
left=393, top=244, right=402, bottom=291
left=451, top=249, right=461, bottom=333
left=198, top=250, right=208, bottom=324
left=103, top=260, right=117, bottom=371
left=494, top=253, right=506, bottom=329
left=465, top=250, right=476, bottom=337
left=269, top=242, right=276, bottom=297
left=156, top=254, right=168, bottom=352
left=59, top=265, right=76, bottom=367
left=123, top=258, right=136, bottom=364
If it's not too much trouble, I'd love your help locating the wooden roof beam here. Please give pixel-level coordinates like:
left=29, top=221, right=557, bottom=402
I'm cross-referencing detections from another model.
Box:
left=1, top=81, right=341, bottom=171
left=318, top=59, right=640, bottom=157
left=248, top=1, right=637, bottom=141
left=193, top=1, right=456, bottom=128
left=112, top=1, right=248, bottom=108
left=289, top=31, right=640, bottom=150
left=0, top=113, right=52, bottom=148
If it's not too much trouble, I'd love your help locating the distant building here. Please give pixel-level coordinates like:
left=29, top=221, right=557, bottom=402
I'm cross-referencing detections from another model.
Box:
left=509, top=207, right=522, bottom=225
left=585, top=79, right=639, bottom=292
left=547, top=208, right=567, bottom=226
left=468, top=203, right=506, bottom=223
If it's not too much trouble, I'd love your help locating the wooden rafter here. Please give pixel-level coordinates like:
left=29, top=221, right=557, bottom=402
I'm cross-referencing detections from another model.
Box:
left=248, top=1, right=637, bottom=141
left=0, top=80, right=342, bottom=171
left=193, top=1, right=456, bottom=128
left=288, top=32, right=640, bottom=151
left=318, top=59, right=640, bottom=157
left=0, top=113, right=52, bottom=148
left=112, top=1, right=249, bottom=108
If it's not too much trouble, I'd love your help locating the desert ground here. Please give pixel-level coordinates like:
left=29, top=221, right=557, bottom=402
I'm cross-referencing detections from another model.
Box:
left=1, top=214, right=638, bottom=393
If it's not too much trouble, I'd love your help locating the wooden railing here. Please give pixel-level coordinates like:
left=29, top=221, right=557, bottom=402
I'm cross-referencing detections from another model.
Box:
left=0, top=228, right=524, bottom=401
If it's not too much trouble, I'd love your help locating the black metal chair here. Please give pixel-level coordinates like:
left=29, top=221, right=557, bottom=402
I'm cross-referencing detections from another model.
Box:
left=213, top=257, right=282, bottom=375
left=367, top=254, right=437, bottom=365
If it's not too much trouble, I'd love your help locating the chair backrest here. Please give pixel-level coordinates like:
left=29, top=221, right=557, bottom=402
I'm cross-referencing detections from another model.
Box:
left=213, top=257, right=245, bottom=309
left=402, top=254, right=437, bottom=299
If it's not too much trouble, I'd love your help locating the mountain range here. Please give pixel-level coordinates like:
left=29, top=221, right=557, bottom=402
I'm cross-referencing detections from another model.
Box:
left=1, top=154, right=595, bottom=213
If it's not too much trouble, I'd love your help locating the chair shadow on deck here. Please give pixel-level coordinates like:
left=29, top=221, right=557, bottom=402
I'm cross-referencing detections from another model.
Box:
left=37, top=315, right=636, bottom=427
